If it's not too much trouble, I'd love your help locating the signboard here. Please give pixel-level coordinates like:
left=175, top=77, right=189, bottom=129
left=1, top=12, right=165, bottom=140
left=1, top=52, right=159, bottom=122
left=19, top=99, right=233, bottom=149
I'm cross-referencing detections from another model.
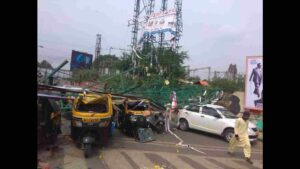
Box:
left=245, top=56, right=263, bottom=111
left=143, top=8, right=176, bottom=35
left=70, top=50, right=93, bottom=71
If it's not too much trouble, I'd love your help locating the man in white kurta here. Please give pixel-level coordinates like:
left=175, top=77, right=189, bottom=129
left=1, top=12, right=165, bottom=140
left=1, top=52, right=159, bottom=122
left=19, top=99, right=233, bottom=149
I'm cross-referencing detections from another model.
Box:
left=228, top=111, right=253, bottom=164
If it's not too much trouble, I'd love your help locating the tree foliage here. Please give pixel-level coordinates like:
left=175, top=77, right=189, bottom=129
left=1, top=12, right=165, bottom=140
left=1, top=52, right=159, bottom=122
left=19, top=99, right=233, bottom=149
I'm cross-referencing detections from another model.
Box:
left=210, top=77, right=244, bottom=93
left=92, top=54, right=120, bottom=70
left=126, top=45, right=189, bottom=80
left=115, top=53, right=132, bottom=71
left=38, top=60, right=53, bottom=69
left=70, top=69, right=100, bottom=83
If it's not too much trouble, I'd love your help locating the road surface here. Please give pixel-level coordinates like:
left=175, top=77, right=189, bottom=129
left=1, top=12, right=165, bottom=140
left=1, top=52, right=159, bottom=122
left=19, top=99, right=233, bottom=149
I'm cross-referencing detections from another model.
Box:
left=38, top=117, right=262, bottom=169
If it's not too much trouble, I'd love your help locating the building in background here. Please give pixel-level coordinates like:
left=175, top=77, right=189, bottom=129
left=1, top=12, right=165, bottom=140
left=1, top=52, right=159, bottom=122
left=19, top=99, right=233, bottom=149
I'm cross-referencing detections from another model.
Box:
left=227, top=64, right=237, bottom=80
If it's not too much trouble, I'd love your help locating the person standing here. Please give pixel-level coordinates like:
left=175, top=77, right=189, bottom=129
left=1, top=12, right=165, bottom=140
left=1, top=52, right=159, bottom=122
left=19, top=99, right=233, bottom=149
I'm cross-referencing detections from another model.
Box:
left=249, top=63, right=262, bottom=97
left=229, top=94, right=241, bottom=115
left=228, top=111, right=253, bottom=164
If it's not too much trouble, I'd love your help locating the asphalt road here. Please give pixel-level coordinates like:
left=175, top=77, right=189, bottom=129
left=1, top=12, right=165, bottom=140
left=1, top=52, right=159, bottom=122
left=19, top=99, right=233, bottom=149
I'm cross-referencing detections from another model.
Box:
left=38, top=117, right=263, bottom=169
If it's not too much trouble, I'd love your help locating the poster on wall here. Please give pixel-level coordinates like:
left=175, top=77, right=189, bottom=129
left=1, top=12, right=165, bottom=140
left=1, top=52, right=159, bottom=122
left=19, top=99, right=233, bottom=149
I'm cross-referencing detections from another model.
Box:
left=70, top=50, right=93, bottom=71
left=245, top=56, right=263, bottom=111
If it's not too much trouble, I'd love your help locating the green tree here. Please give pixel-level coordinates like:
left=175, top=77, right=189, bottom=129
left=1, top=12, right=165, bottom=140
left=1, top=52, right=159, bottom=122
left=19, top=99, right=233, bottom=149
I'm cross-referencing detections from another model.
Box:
left=38, top=60, right=53, bottom=69
left=236, top=76, right=245, bottom=91
left=97, top=46, right=189, bottom=85
left=115, top=53, right=132, bottom=71
left=70, top=69, right=100, bottom=83
left=156, top=48, right=188, bottom=79
left=210, top=78, right=244, bottom=93
left=93, top=54, right=120, bottom=70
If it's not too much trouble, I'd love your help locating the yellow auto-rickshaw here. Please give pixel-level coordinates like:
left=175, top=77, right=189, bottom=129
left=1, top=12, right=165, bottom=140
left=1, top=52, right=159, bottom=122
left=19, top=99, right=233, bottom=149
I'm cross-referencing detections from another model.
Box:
left=118, top=98, right=152, bottom=136
left=71, top=92, right=113, bottom=158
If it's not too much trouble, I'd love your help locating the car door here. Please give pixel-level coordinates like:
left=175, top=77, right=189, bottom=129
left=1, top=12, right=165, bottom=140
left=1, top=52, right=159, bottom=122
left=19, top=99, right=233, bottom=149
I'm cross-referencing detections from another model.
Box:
left=183, top=105, right=200, bottom=129
left=198, top=106, right=222, bottom=134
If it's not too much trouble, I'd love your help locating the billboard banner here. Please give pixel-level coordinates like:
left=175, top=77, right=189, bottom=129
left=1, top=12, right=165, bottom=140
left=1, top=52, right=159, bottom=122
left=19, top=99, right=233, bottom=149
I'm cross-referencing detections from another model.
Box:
left=70, top=50, right=93, bottom=71
left=143, top=8, right=176, bottom=35
left=245, top=56, right=263, bottom=111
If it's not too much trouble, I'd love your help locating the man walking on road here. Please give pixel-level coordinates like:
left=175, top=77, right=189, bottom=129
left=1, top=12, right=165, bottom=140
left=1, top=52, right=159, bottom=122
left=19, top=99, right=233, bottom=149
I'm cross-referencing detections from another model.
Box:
left=228, top=111, right=253, bottom=164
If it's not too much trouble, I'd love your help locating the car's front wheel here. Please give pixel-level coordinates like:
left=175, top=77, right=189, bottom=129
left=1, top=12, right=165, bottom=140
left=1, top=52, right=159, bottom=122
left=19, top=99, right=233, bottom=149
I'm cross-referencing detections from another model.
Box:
left=223, top=128, right=234, bottom=142
left=179, top=119, right=189, bottom=131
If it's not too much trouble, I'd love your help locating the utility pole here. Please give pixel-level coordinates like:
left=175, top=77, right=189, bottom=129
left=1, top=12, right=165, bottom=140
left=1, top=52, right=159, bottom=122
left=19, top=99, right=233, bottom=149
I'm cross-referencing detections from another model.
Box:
left=109, top=47, right=113, bottom=55
left=174, top=0, right=183, bottom=52
left=159, top=0, right=168, bottom=48
left=95, top=34, right=102, bottom=70
left=131, top=0, right=141, bottom=69
left=146, top=0, right=155, bottom=44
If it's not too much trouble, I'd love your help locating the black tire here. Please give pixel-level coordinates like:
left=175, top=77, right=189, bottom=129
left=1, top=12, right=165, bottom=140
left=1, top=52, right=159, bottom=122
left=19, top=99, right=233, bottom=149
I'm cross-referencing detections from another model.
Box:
left=155, top=121, right=165, bottom=134
left=179, top=119, right=189, bottom=131
left=223, top=128, right=234, bottom=142
left=84, top=144, right=92, bottom=158
left=156, top=125, right=164, bottom=134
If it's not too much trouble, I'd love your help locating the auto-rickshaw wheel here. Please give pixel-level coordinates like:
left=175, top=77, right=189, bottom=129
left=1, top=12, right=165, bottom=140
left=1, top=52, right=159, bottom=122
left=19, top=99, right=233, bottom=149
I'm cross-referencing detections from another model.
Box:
left=156, top=123, right=165, bottom=134
left=84, top=144, right=92, bottom=158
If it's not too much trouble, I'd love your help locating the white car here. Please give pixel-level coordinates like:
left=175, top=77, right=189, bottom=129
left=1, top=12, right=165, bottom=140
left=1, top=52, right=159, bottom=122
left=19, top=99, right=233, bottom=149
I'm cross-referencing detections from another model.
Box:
left=177, top=104, right=259, bottom=142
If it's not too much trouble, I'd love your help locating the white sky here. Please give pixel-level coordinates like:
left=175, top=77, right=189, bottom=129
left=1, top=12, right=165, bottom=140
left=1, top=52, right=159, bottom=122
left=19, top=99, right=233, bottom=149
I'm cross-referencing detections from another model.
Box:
left=38, top=0, right=262, bottom=73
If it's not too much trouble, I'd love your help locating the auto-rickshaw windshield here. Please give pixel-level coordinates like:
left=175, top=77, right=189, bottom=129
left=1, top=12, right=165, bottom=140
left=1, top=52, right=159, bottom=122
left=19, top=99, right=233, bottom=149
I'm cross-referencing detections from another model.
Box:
left=75, top=96, right=108, bottom=113
left=76, top=103, right=107, bottom=113
left=127, top=101, right=148, bottom=111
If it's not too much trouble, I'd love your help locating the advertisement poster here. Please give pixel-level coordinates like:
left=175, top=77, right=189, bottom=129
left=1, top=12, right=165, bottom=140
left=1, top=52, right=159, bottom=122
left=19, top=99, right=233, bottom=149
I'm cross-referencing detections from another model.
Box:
left=245, top=56, right=263, bottom=110
left=70, top=50, right=93, bottom=71
left=143, top=8, right=176, bottom=35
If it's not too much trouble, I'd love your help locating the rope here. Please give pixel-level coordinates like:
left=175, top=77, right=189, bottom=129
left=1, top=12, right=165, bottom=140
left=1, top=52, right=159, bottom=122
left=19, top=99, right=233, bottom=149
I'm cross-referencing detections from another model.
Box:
left=165, top=108, right=207, bottom=155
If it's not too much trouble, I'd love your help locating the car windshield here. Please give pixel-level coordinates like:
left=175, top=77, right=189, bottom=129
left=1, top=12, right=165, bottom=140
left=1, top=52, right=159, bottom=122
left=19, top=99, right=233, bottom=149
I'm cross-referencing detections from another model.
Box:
left=217, top=108, right=237, bottom=118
